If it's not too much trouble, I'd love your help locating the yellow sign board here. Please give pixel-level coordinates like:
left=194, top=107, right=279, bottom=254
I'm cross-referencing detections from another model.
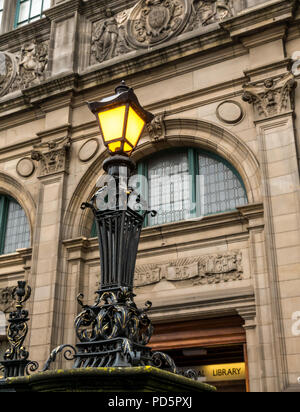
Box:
left=192, top=363, right=246, bottom=382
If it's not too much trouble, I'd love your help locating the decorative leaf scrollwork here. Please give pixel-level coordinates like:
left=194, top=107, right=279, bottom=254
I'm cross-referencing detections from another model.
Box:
left=74, top=287, right=154, bottom=346
left=42, top=345, right=77, bottom=372
left=151, top=351, right=177, bottom=374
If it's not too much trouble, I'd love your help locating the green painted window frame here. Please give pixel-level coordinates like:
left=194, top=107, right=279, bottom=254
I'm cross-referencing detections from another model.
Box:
left=90, top=148, right=248, bottom=235
left=138, top=147, right=248, bottom=227
left=14, top=0, right=49, bottom=28
left=91, top=219, right=97, bottom=238
left=0, top=195, right=9, bottom=254
left=0, top=194, right=31, bottom=255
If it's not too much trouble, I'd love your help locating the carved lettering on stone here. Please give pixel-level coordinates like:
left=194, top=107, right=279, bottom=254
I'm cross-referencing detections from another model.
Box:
left=31, top=136, right=71, bottom=177
left=242, top=72, right=297, bottom=119
left=134, top=251, right=244, bottom=287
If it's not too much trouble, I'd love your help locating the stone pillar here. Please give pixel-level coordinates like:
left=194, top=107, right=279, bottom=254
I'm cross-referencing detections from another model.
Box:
left=28, top=133, right=71, bottom=367
left=243, top=69, right=300, bottom=391
left=45, top=0, right=83, bottom=76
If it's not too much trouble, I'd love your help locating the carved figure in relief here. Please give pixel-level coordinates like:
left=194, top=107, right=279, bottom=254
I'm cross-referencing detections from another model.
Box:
left=17, top=41, right=48, bottom=88
left=91, top=8, right=131, bottom=64
left=191, top=0, right=233, bottom=28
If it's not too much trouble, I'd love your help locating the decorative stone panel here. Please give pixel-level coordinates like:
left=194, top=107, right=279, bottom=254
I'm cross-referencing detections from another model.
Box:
left=135, top=250, right=244, bottom=288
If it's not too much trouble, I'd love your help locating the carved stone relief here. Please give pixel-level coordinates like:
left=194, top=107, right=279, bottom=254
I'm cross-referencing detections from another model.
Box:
left=90, top=8, right=132, bottom=65
left=134, top=250, right=244, bottom=288
left=146, top=113, right=166, bottom=142
left=0, top=52, right=17, bottom=97
left=90, top=0, right=237, bottom=64
left=0, top=287, right=15, bottom=313
left=191, top=0, right=234, bottom=28
left=31, top=135, right=71, bottom=177
left=127, top=0, right=192, bottom=48
left=242, top=72, right=297, bottom=119
left=0, top=40, right=49, bottom=98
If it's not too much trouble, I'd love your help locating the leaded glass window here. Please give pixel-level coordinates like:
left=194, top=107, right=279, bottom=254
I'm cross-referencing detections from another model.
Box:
left=15, top=0, right=51, bottom=28
left=0, top=195, right=30, bottom=255
left=138, top=148, right=248, bottom=227
left=147, top=151, right=191, bottom=226
left=198, top=153, right=248, bottom=216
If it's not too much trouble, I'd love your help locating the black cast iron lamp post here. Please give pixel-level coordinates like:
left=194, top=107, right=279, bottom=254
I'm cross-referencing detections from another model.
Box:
left=64, top=81, right=161, bottom=368
left=40, top=81, right=194, bottom=377
left=1, top=82, right=198, bottom=381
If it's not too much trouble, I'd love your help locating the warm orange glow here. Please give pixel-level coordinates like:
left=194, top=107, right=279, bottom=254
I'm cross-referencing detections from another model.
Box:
left=98, top=106, right=126, bottom=142
left=125, top=107, right=145, bottom=148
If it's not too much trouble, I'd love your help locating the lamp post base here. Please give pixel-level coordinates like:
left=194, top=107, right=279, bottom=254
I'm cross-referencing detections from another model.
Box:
left=0, top=366, right=216, bottom=392
left=73, top=338, right=153, bottom=368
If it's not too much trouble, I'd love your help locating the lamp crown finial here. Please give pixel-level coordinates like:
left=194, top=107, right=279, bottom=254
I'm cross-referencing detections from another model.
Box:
left=115, top=80, right=129, bottom=95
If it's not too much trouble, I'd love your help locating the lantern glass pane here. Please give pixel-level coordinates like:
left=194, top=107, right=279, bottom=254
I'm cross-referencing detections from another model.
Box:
left=125, top=106, right=145, bottom=148
left=98, top=105, right=126, bottom=143
left=108, top=141, right=122, bottom=153
left=123, top=143, right=133, bottom=153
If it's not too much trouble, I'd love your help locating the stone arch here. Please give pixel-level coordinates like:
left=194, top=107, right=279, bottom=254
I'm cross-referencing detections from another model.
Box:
left=133, top=118, right=261, bottom=205
left=64, top=118, right=261, bottom=239
left=0, top=172, right=36, bottom=245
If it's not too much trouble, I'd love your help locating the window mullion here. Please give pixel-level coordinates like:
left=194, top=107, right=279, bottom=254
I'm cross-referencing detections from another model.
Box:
left=0, top=196, right=8, bottom=254
left=188, top=148, right=198, bottom=218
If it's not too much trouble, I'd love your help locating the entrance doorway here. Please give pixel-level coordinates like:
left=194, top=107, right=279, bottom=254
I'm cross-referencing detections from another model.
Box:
left=150, top=316, right=249, bottom=392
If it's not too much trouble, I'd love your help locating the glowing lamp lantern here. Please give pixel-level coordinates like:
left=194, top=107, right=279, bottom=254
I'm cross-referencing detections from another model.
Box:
left=88, top=81, right=154, bottom=156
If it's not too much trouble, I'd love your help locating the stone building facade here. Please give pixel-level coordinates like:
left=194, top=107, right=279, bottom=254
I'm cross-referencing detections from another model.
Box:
left=0, top=0, right=299, bottom=392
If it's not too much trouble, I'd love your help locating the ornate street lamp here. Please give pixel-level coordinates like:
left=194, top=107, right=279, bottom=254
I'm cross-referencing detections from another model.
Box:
left=0, top=83, right=201, bottom=388
left=85, top=81, right=154, bottom=295
left=41, top=81, right=196, bottom=377
left=71, top=81, right=159, bottom=368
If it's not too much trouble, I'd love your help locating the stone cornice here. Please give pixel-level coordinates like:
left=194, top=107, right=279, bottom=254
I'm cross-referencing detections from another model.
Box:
left=0, top=0, right=297, bottom=120
left=139, top=286, right=256, bottom=324
left=0, top=18, right=50, bottom=52
left=44, top=0, right=84, bottom=21
left=221, top=0, right=297, bottom=40
left=0, top=248, right=32, bottom=269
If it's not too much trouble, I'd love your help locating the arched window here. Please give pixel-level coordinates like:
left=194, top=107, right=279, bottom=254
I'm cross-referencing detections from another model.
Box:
left=0, top=195, right=31, bottom=254
left=138, top=148, right=248, bottom=227
left=15, top=0, right=51, bottom=27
